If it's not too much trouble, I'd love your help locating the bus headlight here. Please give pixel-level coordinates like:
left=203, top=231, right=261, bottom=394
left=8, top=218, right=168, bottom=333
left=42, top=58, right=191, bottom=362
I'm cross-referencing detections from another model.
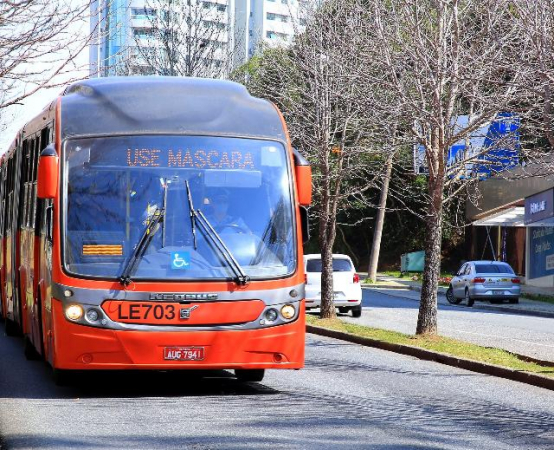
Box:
left=65, top=304, right=84, bottom=321
left=86, top=309, right=100, bottom=322
left=280, top=304, right=296, bottom=320
left=265, top=308, right=279, bottom=322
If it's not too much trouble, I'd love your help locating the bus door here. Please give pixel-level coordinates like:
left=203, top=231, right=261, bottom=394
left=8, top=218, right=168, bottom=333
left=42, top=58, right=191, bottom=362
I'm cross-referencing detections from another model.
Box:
left=39, top=197, right=54, bottom=363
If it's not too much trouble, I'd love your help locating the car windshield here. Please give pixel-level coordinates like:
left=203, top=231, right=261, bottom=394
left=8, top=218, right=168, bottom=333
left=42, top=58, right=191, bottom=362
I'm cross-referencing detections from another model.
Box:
left=306, top=258, right=353, bottom=272
left=474, top=264, right=514, bottom=274
left=63, top=135, right=295, bottom=280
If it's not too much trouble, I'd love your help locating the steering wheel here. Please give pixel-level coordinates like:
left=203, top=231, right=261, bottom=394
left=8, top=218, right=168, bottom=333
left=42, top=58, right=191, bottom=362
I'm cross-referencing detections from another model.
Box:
left=216, top=223, right=250, bottom=234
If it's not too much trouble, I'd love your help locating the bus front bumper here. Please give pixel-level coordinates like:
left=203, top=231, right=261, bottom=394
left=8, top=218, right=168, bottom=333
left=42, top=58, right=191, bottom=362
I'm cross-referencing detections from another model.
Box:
left=51, top=300, right=305, bottom=371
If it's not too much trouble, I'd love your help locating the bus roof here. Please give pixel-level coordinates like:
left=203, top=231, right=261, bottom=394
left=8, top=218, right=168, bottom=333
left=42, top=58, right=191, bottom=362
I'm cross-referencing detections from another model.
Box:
left=60, top=77, right=287, bottom=142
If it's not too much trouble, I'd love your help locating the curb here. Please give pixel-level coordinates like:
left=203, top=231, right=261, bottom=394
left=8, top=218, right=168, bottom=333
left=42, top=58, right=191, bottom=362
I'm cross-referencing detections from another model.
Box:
left=405, top=285, right=554, bottom=319
left=361, top=284, right=413, bottom=290
left=307, top=325, right=554, bottom=392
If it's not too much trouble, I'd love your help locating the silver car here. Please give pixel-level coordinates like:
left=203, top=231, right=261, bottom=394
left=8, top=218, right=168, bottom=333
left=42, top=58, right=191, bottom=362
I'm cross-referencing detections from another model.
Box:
left=446, top=261, right=521, bottom=307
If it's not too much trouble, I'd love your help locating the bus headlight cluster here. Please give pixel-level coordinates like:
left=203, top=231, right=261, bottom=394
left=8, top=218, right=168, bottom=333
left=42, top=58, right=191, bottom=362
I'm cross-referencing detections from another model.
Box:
left=65, top=304, right=84, bottom=321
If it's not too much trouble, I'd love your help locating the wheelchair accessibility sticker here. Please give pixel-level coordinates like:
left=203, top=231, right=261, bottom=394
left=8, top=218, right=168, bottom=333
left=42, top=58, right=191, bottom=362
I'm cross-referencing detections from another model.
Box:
left=171, top=252, right=190, bottom=270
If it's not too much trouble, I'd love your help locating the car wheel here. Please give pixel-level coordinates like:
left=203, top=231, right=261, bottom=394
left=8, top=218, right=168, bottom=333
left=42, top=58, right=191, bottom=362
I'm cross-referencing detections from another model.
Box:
left=509, top=297, right=519, bottom=304
left=351, top=305, right=362, bottom=318
left=446, top=286, right=461, bottom=304
left=235, top=369, right=265, bottom=382
left=465, top=289, right=474, bottom=307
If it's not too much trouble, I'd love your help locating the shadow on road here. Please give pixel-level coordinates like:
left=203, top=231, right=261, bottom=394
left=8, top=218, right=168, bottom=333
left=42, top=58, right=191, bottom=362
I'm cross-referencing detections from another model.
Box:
left=0, top=334, right=279, bottom=400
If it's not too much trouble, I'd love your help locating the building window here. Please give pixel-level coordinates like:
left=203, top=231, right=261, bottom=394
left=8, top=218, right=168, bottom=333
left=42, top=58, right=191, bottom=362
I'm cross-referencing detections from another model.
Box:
left=204, top=20, right=226, bottom=30
left=131, top=8, right=156, bottom=21
left=203, top=2, right=226, bottom=12
left=133, top=28, right=154, bottom=39
left=267, top=12, right=288, bottom=22
left=266, top=31, right=288, bottom=40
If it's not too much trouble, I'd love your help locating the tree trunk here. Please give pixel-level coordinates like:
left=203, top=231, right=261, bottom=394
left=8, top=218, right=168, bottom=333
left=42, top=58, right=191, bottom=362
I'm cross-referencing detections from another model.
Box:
left=319, top=236, right=336, bottom=319
left=416, top=177, right=444, bottom=336
left=319, top=156, right=337, bottom=319
left=367, top=151, right=394, bottom=282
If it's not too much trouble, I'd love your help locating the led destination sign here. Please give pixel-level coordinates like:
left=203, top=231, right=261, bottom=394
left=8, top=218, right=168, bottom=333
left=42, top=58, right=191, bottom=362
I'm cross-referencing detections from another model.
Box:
left=70, top=135, right=285, bottom=176
left=126, top=148, right=256, bottom=170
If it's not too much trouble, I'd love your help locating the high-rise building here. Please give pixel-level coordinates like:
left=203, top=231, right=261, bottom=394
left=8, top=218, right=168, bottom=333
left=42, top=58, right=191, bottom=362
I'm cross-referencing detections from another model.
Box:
left=233, top=0, right=307, bottom=66
left=89, top=0, right=310, bottom=77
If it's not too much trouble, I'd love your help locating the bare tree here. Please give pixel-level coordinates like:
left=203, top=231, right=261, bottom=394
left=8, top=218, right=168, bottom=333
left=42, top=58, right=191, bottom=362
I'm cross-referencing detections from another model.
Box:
left=0, top=0, right=93, bottom=110
left=125, top=0, right=235, bottom=77
left=512, top=0, right=554, bottom=151
left=239, top=1, right=386, bottom=319
left=357, top=0, right=541, bottom=335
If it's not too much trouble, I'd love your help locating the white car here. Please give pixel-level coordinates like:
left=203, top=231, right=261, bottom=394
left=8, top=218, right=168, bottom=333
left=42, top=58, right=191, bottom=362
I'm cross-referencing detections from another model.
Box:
left=304, top=254, right=363, bottom=317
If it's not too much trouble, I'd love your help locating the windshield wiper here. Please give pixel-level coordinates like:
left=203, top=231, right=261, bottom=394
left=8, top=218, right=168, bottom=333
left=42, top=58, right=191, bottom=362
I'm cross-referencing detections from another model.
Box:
left=119, top=208, right=164, bottom=286
left=195, top=210, right=250, bottom=286
left=184, top=182, right=248, bottom=285
left=185, top=180, right=197, bottom=250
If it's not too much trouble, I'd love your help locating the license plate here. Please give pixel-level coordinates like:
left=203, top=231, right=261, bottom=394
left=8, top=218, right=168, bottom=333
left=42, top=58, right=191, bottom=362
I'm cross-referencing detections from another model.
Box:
left=164, top=347, right=205, bottom=361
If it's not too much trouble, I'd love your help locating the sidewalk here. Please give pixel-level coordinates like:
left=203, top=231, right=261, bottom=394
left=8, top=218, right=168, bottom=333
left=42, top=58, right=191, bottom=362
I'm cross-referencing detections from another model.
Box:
left=359, top=273, right=554, bottom=319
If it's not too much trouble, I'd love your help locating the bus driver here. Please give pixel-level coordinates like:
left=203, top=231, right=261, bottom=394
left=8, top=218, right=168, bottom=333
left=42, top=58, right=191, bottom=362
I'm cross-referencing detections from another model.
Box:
left=205, top=190, right=250, bottom=234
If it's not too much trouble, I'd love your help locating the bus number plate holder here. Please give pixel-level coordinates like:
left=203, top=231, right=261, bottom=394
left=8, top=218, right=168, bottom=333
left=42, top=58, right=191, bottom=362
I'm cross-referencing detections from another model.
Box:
left=164, top=347, right=205, bottom=361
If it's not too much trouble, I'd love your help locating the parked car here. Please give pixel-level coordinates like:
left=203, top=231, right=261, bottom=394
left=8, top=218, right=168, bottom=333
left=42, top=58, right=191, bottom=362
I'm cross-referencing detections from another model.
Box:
left=304, top=254, right=363, bottom=317
left=446, top=261, right=521, bottom=307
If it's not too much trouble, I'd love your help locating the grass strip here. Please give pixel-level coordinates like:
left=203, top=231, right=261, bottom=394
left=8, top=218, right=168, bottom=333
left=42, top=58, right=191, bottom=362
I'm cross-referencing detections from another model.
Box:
left=306, top=315, right=554, bottom=378
left=521, top=293, right=554, bottom=305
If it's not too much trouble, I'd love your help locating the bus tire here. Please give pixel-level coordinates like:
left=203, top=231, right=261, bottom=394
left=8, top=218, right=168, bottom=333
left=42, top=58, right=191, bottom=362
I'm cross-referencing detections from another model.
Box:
left=52, top=368, right=72, bottom=387
left=24, top=336, right=41, bottom=360
left=5, top=318, right=20, bottom=337
left=235, top=369, right=265, bottom=382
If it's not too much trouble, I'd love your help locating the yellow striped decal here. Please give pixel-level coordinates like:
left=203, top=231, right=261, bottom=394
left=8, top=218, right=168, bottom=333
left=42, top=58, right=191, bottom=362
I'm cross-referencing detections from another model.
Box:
left=82, top=244, right=123, bottom=256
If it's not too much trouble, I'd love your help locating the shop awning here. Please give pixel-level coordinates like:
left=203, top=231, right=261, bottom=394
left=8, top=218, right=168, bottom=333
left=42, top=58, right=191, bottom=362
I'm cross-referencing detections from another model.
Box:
left=472, top=206, right=525, bottom=227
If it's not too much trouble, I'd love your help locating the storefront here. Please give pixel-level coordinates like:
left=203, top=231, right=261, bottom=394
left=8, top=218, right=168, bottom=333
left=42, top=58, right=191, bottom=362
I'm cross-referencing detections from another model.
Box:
left=524, top=188, right=554, bottom=286
left=466, top=173, right=554, bottom=287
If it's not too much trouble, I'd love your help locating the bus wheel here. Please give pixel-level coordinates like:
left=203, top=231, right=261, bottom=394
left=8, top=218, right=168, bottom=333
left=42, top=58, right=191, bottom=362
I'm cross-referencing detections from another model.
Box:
left=24, top=336, right=41, bottom=360
left=235, top=369, right=265, bottom=382
left=5, top=318, right=20, bottom=337
left=52, top=368, right=72, bottom=387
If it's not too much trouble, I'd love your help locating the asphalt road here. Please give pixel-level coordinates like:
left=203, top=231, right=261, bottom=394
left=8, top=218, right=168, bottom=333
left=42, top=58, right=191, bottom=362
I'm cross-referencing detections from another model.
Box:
left=340, top=288, right=554, bottom=363
left=1, top=329, right=554, bottom=449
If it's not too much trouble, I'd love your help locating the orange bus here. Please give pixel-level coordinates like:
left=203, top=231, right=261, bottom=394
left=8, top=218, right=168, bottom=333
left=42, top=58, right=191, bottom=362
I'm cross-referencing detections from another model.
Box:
left=0, top=77, right=311, bottom=384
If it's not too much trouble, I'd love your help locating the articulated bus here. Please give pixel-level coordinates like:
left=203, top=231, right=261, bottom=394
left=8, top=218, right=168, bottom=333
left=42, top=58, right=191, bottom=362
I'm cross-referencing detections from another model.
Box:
left=0, top=77, right=311, bottom=383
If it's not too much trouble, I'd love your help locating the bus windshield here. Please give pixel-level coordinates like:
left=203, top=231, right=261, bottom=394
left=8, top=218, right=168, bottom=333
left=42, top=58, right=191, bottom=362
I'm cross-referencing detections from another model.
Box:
left=63, top=135, right=296, bottom=281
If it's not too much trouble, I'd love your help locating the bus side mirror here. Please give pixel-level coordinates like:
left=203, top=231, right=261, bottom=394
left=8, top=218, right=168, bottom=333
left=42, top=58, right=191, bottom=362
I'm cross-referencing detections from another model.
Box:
left=37, top=144, right=59, bottom=199
left=293, top=148, right=312, bottom=206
